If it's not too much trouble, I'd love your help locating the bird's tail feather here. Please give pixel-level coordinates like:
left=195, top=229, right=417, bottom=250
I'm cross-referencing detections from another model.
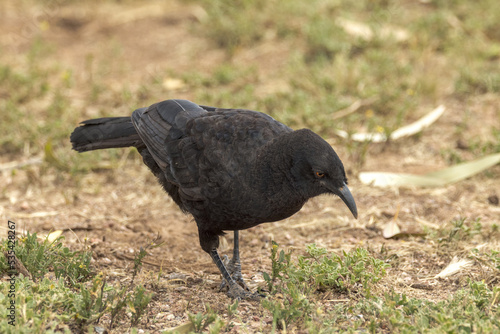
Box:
left=70, top=117, right=143, bottom=152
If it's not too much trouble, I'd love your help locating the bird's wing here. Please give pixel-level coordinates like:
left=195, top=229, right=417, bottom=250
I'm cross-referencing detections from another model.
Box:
left=131, top=100, right=206, bottom=171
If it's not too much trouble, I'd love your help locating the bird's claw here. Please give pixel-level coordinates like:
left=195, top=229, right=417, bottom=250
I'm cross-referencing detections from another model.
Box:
left=220, top=276, right=250, bottom=292
left=219, top=256, right=250, bottom=292
left=226, top=283, right=264, bottom=301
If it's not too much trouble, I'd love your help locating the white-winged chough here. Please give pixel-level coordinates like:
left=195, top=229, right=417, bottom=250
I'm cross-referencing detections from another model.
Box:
left=71, top=99, right=358, bottom=299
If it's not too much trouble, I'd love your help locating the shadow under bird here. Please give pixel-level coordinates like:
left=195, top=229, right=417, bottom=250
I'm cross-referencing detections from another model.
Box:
left=70, top=99, right=358, bottom=299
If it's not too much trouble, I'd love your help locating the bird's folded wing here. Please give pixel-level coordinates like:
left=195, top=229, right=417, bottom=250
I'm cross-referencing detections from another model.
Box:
left=132, top=105, right=172, bottom=170
left=132, top=100, right=206, bottom=171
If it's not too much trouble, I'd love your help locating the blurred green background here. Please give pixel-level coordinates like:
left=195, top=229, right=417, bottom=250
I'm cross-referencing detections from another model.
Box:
left=1, top=0, right=499, bottom=170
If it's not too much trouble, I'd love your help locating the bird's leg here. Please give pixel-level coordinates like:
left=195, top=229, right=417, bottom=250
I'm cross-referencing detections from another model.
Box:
left=209, top=248, right=260, bottom=300
left=219, top=230, right=250, bottom=291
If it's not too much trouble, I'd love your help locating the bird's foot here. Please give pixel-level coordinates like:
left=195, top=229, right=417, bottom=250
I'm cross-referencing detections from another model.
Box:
left=226, top=283, right=264, bottom=301
left=219, top=255, right=250, bottom=292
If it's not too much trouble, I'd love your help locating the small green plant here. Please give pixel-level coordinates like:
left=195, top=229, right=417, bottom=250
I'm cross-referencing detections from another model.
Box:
left=107, top=285, right=129, bottom=331
left=261, top=283, right=313, bottom=330
left=130, top=235, right=163, bottom=286
left=438, top=217, right=483, bottom=244
left=262, top=240, right=293, bottom=293
left=105, top=242, right=155, bottom=330
left=131, top=247, right=148, bottom=283
left=187, top=305, right=225, bottom=333
left=297, top=245, right=389, bottom=295
left=263, top=243, right=389, bottom=297
left=0, top=234, right=154, bottom=332
left=0, top=232, right=92, bottom=285
left=490, top=249, right=500, bottom=270
left=129, top=285, right=154, bottom=327
left=262, top=243, right=390, bottom=330
left=74, top=273, right=108, bottom=327
left=469, top=248, right=500, bottom=274
left=363, top=280, right=500, bottom=332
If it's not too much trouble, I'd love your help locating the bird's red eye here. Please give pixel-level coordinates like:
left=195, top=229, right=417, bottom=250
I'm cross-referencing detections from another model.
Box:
left=316, top=172, right=325, bottom=178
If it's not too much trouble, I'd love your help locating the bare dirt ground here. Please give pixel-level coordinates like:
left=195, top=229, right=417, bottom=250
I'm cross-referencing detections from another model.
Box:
left=1, top=1, right=499, bottom=332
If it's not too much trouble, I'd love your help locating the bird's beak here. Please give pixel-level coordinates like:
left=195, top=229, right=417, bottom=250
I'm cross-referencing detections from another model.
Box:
left=336, top=183, right=358, bottom=219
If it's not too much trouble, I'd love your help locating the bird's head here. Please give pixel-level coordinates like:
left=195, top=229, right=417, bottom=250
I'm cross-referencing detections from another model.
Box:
left=289, top=129, right=358, bottom=219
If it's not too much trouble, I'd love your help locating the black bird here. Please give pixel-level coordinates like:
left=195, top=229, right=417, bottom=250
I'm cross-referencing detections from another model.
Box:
left=70, top=99, right=358, bottom=299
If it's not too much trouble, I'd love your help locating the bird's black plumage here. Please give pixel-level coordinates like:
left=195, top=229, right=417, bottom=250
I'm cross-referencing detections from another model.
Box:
left=71, top=99, right=358, bottom=299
